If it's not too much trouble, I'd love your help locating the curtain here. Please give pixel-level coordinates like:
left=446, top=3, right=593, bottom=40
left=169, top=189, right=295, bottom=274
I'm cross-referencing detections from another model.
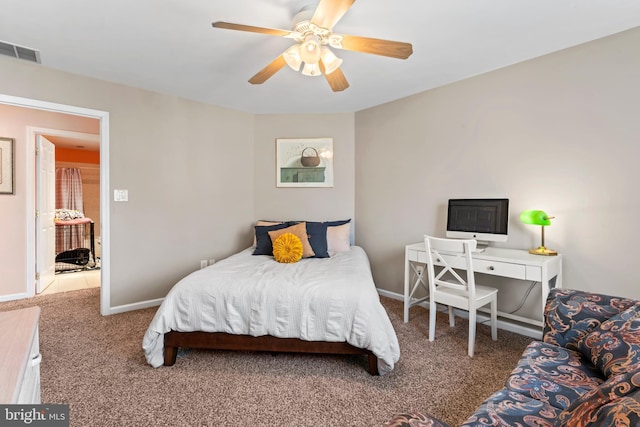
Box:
left=55, top=168, right=84, bottom=212
left=55, top=168, right=84, bottom=252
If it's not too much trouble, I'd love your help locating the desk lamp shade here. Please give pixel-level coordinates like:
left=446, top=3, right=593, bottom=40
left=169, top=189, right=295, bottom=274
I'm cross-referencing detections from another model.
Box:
left=520, top=210, right=558, bottom=256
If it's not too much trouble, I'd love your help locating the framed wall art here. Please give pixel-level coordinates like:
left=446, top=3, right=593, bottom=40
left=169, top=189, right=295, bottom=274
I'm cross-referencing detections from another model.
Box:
left=0, top=137, right=15, bottom=194
left=276, top=137, right=333, bottom=188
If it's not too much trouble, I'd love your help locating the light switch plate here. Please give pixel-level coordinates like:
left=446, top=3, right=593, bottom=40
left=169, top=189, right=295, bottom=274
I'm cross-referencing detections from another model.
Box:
left=114, top=189, right=128, bottom=202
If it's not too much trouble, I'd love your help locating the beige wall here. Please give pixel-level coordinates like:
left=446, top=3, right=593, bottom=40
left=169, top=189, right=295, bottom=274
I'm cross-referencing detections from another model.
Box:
left=252, top=114, right=355, bottom=227
left=355, top=27, right=640, bottom=313
left=0, top=58, right=255, bottom=306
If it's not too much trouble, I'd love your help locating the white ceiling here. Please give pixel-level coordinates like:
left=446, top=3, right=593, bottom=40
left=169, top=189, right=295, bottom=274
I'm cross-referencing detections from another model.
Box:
left=1, top=0, right=639, bottom=114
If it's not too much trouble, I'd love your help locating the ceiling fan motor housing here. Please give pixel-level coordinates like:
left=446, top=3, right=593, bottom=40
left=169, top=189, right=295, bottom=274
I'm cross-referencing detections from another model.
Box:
left=291, top=5, right=316, bottom=30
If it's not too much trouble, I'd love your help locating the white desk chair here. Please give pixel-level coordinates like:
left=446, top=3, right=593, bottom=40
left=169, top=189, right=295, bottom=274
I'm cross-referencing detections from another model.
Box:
left=424, top=235, right=498, bottom=357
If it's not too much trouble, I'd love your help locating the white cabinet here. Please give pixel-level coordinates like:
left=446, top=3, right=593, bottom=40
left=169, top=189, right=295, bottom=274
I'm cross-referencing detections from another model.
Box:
left=0, top=306, right=41, bottom=404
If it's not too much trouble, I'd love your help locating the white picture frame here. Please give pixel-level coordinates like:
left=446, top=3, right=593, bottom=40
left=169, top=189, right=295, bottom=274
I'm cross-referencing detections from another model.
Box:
left=276, top=138, right=333, bottom=188
left=0, top=137, right=15, bottom=194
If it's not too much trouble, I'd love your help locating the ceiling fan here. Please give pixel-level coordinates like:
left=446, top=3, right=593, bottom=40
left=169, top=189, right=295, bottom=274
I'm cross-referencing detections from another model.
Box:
left=212, top=0, right=413, bottom=92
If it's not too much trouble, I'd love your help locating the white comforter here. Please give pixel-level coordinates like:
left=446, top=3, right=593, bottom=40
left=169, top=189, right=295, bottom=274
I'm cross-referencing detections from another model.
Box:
left=142, top=246, right=400, bottom=375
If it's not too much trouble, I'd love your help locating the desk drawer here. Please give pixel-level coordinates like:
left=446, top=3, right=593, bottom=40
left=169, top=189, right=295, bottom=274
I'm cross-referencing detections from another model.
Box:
left=410, top=250, right=527, bottom=280
left=473, top=259, right=526, bottom=280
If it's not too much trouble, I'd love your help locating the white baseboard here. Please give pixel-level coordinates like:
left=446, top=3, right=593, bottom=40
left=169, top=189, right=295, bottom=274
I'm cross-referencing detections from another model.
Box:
left=0, top=292, right=30, bottom=303
left=109, top=297, right=164, bottom=315
left=377, top=288, right=542, bottom=340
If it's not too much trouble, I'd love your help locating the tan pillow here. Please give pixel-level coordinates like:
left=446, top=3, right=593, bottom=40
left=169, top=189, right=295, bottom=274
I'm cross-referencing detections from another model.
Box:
left=252, top=220, right=282, bottom=246
left=268, top=222, right=315, bottom=258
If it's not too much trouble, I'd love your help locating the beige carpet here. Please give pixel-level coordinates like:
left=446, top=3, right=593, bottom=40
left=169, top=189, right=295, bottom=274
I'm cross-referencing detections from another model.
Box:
left=0, top=288, right=532, bottom=426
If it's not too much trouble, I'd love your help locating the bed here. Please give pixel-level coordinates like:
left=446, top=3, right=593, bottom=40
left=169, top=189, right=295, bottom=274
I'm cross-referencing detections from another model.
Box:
left=142, top=223, right=400, bottom=375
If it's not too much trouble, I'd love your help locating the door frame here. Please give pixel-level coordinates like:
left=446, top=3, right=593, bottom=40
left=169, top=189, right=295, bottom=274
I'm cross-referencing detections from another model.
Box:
left=0, top=94, right=111, bottom=316
left=32, top=129, right=100, bottom=294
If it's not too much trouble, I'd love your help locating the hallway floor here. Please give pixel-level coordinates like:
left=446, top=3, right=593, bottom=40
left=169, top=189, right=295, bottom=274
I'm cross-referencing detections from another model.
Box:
left=41, top=269, right=100, bottom=295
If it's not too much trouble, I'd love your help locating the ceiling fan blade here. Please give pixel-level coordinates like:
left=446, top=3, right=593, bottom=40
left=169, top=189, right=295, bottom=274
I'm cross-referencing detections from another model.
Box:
left=319, top=60, right=350, bottom=92
left=248, top=55, right=287, bottom=85
left=324, top=68, right=350, bottom=92
left=212, top=21, right=292, bottom=37
left=337, top=34, right=413, bottom=59
left=311, top=0, right=356, bottom=30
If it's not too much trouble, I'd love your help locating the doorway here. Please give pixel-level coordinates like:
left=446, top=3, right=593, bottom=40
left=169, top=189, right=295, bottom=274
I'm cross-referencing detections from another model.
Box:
left=0, top=93, right=111, bottom=316
left=36, top=129, right=101, bottom=295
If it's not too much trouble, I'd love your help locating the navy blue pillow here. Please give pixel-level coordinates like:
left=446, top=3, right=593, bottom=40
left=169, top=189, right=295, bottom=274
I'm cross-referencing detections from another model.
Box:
left=325, top=219, right=351, bottom=227
left=303, top=219, right=351, bottom=258
left=253, top=223, right=290, bottom=255
left=305, top=222, right=330, bottom=258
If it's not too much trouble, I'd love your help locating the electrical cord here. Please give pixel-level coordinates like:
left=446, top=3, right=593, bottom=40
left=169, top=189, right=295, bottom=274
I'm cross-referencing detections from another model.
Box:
left=480, top=281, right=538, bottom=324
left=507, top=281, right=538, bottom=314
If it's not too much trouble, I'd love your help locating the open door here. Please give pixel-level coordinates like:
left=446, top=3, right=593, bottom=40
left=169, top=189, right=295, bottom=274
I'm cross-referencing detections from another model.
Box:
left=36, top=135, right=56, bottom=293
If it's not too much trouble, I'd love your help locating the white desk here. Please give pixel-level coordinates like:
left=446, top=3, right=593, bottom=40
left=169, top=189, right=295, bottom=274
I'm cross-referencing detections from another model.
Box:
left=404, top=242, right=562, bottom=328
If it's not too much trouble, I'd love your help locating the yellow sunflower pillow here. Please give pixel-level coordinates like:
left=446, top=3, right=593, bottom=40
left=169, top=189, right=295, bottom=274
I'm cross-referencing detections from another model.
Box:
left=267, top=222, right=315, bottom=258
left=272, top=233, right=303, bottom=263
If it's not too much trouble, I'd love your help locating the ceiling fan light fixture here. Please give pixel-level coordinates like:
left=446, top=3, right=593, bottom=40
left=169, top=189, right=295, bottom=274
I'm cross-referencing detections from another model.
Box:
left=299, top=34, right=321, bottom=64
left=283, top=44, right=302, bottom=71
left=320, top=47, right=342, bottom=75
left=301, top=62, right=321, bottom=77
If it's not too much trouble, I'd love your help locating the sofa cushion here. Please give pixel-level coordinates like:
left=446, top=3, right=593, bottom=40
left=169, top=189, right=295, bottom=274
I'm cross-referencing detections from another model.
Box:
left=383, top=412, right=452, bottom=427
left=505, top=341, right=605, bottom=410
left=557, top=365, right=640, bottom=426
left=460, top=389, right=562, bottom=427
left=560, top=391, right=640, bottom=427
left=577, top=303, right=640, bottom=378
left=543, top=289, right=637, bottom=351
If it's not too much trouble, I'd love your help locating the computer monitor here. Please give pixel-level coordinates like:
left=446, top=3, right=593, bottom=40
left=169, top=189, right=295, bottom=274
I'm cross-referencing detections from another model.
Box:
left=446, top=198, right=509, bottom=248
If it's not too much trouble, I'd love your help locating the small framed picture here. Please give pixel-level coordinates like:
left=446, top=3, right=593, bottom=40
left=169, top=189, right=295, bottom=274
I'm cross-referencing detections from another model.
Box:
left=0, top=137, right=15, bottom=194
left=276, top=138, right=333, bottom=188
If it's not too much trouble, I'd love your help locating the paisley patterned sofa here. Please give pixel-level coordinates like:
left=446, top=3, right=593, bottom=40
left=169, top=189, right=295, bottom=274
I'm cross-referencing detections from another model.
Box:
left=384, top=289, right=640, bottom=427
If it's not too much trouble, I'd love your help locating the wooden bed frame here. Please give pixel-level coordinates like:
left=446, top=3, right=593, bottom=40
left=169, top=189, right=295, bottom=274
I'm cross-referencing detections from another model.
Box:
left=163, top=331, right=379, bottom=375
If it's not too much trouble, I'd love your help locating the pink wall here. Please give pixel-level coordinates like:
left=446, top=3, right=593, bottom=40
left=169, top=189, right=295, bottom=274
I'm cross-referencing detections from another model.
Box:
left=0, top=104, right=99, bottom=298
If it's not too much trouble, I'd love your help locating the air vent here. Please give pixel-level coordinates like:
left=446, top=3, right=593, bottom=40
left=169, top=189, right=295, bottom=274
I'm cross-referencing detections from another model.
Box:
left=0, top=40, right=41, bottom=63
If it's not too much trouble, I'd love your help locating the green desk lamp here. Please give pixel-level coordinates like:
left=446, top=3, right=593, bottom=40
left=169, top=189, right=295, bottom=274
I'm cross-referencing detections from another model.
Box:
left=520, top=210, right=558, bottom=256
